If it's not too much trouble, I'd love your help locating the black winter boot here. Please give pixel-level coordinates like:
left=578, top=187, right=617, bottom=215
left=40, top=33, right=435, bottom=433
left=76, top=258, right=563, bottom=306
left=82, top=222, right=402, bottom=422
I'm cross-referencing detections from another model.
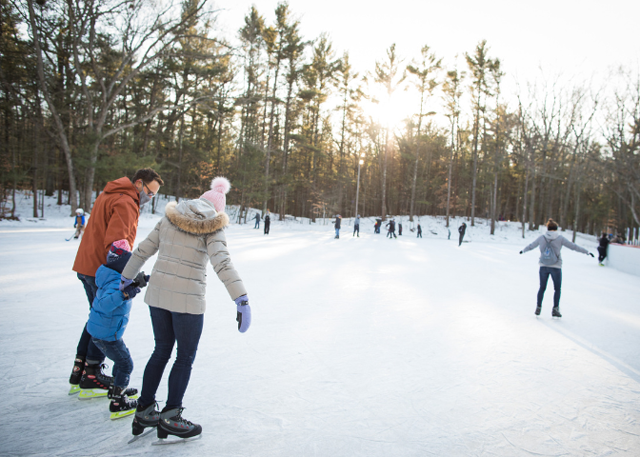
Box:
left=552, top=307, right=562, bottom=318
left=535, top=305, right=541, bottom=316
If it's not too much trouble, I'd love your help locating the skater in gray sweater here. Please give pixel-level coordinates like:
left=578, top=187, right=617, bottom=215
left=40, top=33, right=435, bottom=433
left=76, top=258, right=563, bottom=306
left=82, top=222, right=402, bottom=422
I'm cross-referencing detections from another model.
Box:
left=520, top=219, right=594, bottom=317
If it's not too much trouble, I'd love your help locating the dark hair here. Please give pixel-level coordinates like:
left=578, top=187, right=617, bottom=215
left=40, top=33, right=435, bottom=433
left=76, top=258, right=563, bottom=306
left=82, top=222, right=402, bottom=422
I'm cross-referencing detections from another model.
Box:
left=132, top=168, right=164, bottom=186
left=546, top=218, right=558, bottom=231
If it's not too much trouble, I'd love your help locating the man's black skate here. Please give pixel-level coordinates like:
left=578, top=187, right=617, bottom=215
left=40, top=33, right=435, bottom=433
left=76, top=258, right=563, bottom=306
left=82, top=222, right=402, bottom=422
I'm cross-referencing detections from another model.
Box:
left=535, top=305, right=541, bottom=316
left=108, top=385, right=138, bottom=420
left=68, top=355, right=86, bottom=395
left=154, top=407, right=202, bottom=444
left=78, top=363, right=113, bottom=400
left=552, top=307, right=562, bottom=318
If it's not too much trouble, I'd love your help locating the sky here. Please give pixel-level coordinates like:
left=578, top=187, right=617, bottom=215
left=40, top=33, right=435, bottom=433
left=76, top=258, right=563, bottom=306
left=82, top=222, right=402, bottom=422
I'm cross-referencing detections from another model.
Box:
left=209, top=0, right=640, bottom=126
left=212, top=0, right=640, bottom=79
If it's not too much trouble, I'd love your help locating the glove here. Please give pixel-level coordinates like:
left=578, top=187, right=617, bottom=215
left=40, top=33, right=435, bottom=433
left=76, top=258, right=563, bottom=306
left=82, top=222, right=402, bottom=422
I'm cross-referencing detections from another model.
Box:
left=234, top=295, right=251, bottom=333
left=589, top=252, right=594, bottom=257
left=122, top=285, right=141, bottom=299
left=519, top=250, right=523, bottom=254
left=119, top=276, right=134, bottom=291
left=132, top=272, right=150, bottom=288
left=74, top=224, right=77, bottom=228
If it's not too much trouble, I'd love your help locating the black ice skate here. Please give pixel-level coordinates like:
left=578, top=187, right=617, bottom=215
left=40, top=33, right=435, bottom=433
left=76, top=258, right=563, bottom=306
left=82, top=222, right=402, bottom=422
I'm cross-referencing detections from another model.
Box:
left=535, top=306, right=541, bottom=316
left=108, top=385, right=138, bottom=420
left=154, top=407, right=202, bottom=445
left=552, top=307, right=562, bottom=318
left=78, top=363, right=113, bottom=400
left=68, top=355, right=86, bottom=395
left=128, top=403, right=160, bottom=444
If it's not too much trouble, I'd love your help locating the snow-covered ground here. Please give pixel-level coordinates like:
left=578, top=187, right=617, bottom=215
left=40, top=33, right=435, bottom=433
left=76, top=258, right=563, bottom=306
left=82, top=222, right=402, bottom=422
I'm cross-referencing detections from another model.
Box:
left=1, top=193, right=640, bottom=456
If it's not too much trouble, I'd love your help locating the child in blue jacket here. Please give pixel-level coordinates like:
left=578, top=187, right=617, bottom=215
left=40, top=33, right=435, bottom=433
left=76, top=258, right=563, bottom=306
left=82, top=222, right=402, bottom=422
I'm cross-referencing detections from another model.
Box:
left=87, top=240, right=148, bottom=419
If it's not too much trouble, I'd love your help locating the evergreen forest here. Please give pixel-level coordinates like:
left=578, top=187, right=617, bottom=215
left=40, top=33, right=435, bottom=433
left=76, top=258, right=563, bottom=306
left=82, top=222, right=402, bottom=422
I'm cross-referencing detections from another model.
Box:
left=1, top=0, right=639, bottom=238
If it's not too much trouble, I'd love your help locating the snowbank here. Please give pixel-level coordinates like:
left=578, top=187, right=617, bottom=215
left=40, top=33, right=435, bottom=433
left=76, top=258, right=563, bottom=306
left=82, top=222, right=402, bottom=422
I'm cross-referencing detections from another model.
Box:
left=607, top=243, right=640, bottom=277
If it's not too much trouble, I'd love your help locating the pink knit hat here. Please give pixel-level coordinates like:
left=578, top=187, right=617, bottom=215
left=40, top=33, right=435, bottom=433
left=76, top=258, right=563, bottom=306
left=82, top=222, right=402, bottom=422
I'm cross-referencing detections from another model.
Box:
left=200, top=177, right=231, bottom=212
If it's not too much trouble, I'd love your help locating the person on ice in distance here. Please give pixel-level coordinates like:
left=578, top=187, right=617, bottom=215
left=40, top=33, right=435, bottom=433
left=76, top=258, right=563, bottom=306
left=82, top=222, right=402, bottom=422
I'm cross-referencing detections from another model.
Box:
left=417, top=223, right=422, bottom=238
left=520, top=218, right=594, bottom=317
left=386, top=218, right=397, bottom=239
left=458, top=222, right=466, bottom=246
left=69, top=168, right=163, bottom=396
left=264, top=210, right=271, bottom=235
left=334, top=214, right=342, bottom=239
left=73, top=208, right=85, bottom=239
left=353, top=215, right=360, bottom=237
left=254, top=211, right=261, bottom=229
left=597, top=233, right=610, bottom=266
left=121, top=177, right=250, bottom=442
left=87, top=240, right=149, bottom=418
left=398, top=222, right=403, bottom=236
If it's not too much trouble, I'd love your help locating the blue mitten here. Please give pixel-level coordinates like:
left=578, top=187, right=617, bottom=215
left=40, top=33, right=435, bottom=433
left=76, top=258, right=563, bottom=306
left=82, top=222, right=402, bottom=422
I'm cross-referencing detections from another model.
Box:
left=119, top=275, right=134, bottom=291
left=122, top=285, right=141, bottom=299
left=234, top=295, right=251, bottom=333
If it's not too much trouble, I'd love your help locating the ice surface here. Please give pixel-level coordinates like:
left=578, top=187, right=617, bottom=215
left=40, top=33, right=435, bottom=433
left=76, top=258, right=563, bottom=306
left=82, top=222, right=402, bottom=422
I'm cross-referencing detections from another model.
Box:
left=1, top=199, right=639, bottom=456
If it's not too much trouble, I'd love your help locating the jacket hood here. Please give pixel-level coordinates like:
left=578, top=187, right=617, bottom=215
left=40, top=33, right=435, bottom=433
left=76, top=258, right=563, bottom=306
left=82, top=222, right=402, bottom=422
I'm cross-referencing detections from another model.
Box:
left=102, top=177, right=140, bottom=204
left=544, top=231, right=560, bottom=241
left=165, top=199, right=229, bottom=235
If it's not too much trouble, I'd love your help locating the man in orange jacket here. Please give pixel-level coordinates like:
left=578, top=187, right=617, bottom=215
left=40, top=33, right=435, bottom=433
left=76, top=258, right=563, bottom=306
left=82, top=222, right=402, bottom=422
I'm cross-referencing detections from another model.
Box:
left=68, top=168, right=163, bottom=395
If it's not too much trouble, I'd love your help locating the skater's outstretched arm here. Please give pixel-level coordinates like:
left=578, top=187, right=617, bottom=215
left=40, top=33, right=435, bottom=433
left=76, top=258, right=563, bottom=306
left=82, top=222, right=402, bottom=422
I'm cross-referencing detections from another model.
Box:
left=560, top=236, right=591, bottom=255
left=521, top=236, right=542, bottom=254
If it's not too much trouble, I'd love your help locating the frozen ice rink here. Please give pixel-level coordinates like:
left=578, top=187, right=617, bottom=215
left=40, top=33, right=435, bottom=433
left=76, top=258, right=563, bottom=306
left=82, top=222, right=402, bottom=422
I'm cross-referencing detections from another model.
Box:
left=1, top=216, right=639, bottom=456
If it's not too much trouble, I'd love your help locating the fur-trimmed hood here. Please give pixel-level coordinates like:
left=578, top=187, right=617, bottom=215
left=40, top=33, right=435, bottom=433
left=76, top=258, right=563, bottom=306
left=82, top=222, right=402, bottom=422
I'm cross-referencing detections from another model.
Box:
left=164, top=198, right=229, bottom=235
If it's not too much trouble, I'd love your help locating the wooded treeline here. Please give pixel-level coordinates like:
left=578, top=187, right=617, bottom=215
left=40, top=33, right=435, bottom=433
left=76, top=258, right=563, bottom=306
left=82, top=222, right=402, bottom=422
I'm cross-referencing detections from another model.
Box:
left=1, top=0, right=639, bottom=238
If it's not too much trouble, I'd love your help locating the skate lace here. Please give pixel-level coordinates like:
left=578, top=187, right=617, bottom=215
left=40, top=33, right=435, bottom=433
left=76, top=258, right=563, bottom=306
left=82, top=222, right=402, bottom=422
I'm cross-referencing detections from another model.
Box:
left=176, top=408, right=194, bottom=426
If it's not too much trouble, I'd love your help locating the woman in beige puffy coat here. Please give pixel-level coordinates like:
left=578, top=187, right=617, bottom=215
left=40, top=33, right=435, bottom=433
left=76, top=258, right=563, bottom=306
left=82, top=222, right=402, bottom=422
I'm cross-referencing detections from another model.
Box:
left=121, top=177, right=250, bottom=442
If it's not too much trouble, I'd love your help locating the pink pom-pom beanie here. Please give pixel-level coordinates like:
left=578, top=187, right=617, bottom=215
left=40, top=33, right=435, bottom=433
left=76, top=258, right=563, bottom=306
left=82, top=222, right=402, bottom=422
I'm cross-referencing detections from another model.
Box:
left=201, top=177, right=231, bottom=212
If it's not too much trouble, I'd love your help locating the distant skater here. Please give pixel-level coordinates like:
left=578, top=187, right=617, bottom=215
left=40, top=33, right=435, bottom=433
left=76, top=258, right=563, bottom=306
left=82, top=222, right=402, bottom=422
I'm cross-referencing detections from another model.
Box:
left=254, top=212, right=261, bottom=229
left=597, top=233, right=610, bottom=266
left=417, top=224, right=422, bottom=238
left=458, top=222, right=466, bottom=246
left=520, top=218, right=594, bottom=317
left=398, top=223, right=403, bottom=236
left=264, top=210, right=271, bottom=235
left=334, top=214, right=342, bottom=239
left=374, top=218, right=382, bottom=234
left=353, top=215, right=360, bottom=237
left=73, top=208, right=85, bottom=239
left=386, top=219, right=397, bottom=239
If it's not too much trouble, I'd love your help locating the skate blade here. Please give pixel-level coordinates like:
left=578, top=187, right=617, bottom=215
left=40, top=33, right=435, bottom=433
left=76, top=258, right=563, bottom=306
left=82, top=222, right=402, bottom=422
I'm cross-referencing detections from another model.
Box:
left=68, top=385, right=81, bottom=395
left=78, top=388, right=108, bottom=400
left=110, top=409, right=136, bottom=420
left=152, top=434, right=202, bottom=445
left=127, top=427, right=155, bottom=444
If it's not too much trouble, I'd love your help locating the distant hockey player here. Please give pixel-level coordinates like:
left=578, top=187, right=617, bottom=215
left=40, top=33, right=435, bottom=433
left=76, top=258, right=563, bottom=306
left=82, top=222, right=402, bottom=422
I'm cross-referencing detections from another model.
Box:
left=597, top=233, right=610, bottom=266
left=264, top=210, right=271, bottom=235
left=121, top=177, right=250, bottom=442
left=69, top=168, right=163, bottom=396
left=398, top=222, right=403, bottom=236
left=353, top=215, right=360, bottom=237
left=417, top=224, right=422, bottom=238
left=520, top=218, right=594, bottom=317
left=334, top=214, right=342, bottom=239
left=374, top=218, right=382, bottom=234
left=458, top=222, right=466, bottom=246
left=386, top=219, right=397, bottom=239
left=87, top=240, right=149, bottom=416
left=254, top=212, right=261, bottom=229
left=73, top=208, right=85, bottom=239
